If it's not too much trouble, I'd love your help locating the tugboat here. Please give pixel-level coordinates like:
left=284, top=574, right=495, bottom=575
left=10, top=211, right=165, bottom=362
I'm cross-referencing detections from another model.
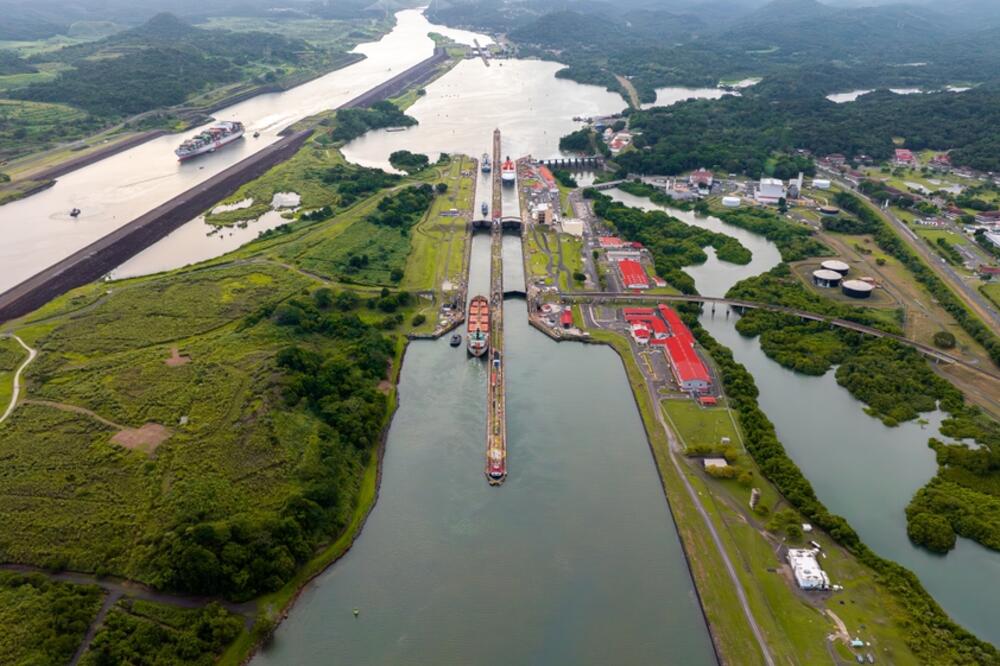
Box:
left=69, top=208, right=81, bottom=218
left=481, top=152, right=492, bottom=173
left=450, top=334, right=461, bottom=347
left=253, top=131, right=260, bottom=138
left=501, top=156, right=515, bottom=186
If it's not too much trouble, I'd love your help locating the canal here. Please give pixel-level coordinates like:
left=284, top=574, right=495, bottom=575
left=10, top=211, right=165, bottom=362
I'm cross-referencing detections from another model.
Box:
left=611, top=190, right=1000, bottom=646
left=0, top=9, right=486, bottom=293
left=252, top=230, right=716, bottom=665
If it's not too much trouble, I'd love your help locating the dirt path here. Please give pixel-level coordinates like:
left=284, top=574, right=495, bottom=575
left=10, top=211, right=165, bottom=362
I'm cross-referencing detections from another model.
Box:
left=615, top=74, right=641, bottom=108
left=0, top=334, right=37, bottom=425
left=23, top=399, right=126, bottom=430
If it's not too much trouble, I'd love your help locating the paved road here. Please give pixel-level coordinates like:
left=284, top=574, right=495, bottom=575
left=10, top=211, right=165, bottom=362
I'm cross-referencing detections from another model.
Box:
left=819, top=168, right=1000, bottom=328
left=0, top=334, right=36, bottom=424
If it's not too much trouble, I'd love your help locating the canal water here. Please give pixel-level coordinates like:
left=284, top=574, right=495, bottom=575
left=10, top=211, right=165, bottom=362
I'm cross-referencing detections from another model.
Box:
left=252, top=233, right=716, bottom=665
left=0, top=9, right=486, bottom=293
left=611, top=190, right=1000, bottom=645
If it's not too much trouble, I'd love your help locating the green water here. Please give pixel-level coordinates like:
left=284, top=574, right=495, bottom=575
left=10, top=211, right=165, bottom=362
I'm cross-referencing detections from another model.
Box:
left=252, top=235, right=716, bottom=665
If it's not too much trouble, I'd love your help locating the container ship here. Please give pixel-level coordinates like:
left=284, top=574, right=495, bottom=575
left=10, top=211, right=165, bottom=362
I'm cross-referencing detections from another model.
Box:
left=501, top=156, right=515, bottom=185
left=175, top=121, right=245, bottom=161
left=481, top=152, right=492, bottom=173
left=467, top=295, right=490, bottom=357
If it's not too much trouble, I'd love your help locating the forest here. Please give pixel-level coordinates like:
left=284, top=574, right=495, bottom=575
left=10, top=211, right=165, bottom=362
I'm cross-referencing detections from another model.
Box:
left=330, top=101, right=417, bottom=144
left=610, top=85, right=1000, bottom=176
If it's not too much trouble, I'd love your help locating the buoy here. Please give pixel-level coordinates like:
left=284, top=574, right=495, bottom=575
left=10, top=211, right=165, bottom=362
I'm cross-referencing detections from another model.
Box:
left=353, top=608, right=360, bottom=617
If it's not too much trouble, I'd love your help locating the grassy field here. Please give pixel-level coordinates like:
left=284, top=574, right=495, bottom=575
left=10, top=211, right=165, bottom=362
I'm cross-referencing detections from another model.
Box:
left=196, top=16, right=391, bottom=51
left=0, top=336, right=25, bottom=414
left=402, top=156, right=474, bottom=293
left=662, top=399, right=740, bottom=451
left=587, top=327, right=923, bottom=665
left=0, top=98, right=102, bottom=162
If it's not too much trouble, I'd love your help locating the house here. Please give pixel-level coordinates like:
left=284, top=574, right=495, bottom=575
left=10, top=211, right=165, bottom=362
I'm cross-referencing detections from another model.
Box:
left=894, top=148, right=916, bottom=166
left=975, top=211, right=1000, bottom=224
left=787, top=549, right=830, bottom=591
left=931, top=153, right=952, bottom=168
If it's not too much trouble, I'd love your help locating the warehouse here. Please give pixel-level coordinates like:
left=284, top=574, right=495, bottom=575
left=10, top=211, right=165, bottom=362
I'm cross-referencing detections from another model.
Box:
left=617, top=259, right=649, bottom=289
left=658, top=305, right=712, bottom=394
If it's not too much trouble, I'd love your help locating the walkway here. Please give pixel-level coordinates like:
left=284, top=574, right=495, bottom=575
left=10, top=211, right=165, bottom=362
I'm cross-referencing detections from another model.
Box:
left=0, top=334, right=36, bottom=424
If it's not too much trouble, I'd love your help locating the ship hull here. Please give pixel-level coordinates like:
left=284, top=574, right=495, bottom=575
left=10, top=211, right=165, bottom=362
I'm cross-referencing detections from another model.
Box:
left=176, top=128, right=244, bottom=161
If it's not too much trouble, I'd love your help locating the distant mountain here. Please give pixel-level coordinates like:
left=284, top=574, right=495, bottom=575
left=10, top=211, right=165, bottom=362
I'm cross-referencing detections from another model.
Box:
left=125, top=12, right=200, bottom=40
left=721, top=0, right=954, bottom=61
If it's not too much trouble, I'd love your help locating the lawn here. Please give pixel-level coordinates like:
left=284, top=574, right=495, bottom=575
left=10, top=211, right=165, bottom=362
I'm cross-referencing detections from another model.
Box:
left=662, top=399, right=740, bottom=451
left=983, top=282, right=1000, bottom=310
left=0, top=98, right=102, bottom=161
left=0, top=336, right=25, bottom=413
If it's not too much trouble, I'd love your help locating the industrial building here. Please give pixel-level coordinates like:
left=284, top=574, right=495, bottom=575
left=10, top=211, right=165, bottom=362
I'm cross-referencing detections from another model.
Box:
left=821, top=259, right=850, bottom=275
left=811, top=178, right=831, bottom=190
left=617, top=259, right=649, bottom=289
left=812, top=269, right=843, bottom=288
left=842, top=279, right=875, bottom=299
left=755, top=178, right=787, bottom=204
left=787, top=548, right=830, bottom=591
left=624, top=306, right=713, bottom=394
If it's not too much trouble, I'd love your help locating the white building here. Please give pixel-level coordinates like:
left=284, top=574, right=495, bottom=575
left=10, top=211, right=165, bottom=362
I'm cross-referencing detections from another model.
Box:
left=811, top=179, right=831, bottom=190
left=787, top=548, right=830, bottom=590
left=755, top=178, right=787, bottom=205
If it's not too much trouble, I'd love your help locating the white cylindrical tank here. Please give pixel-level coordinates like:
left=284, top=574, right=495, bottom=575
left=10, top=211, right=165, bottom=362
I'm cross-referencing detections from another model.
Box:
left=812, top=269, right=843, bottom=288
left=842, top=279, right=875, bottom=298
left=821, top=259, right=850, bottom=275
left=722, top=196, right=741, bottom=208
left=812, top=179, right=831, bottom=190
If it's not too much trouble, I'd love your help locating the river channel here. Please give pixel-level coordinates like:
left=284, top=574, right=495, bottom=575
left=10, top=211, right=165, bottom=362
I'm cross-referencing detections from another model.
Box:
left=607, top=189, right=1000, bottom=646
left=0, top=9, right=486, bottom=293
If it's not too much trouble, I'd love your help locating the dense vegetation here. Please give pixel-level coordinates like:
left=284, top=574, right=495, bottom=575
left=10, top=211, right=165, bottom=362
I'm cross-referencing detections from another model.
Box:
left=388, top=149, right=430, bottom=174
left=0, top=571, right=102, bottom=665
left=7, top=13, right=314, bottom=117
left=586, top=189, right=751, bottom=293
left=610, top=85, right=1000, bottom=176
left=82, top=599, right=243, bottom=665
left=330, top=101, right=417, bottom=143
left=683, top=308, right=1000, bottom=664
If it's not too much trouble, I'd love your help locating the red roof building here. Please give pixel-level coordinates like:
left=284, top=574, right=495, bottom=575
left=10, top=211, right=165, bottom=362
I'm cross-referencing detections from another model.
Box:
left=658, top=305, right=711, bottom=393
left=599, top=236, right=626, bottom=248
left=894, top=148, right=916, bottom=164
left=617, top=259, right=649, bottom=289
left=560, top=309, right=574, bottom=329
left=689, top=168, right=714, bottom=189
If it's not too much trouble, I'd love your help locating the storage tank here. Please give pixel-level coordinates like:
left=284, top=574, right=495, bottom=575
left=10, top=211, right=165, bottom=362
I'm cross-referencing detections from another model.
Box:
left=821, top=259, right=850, bottom=275
left=812, top=269, right=843, bottom=288
left=812, top=179, right=831, bottom=190
left=819, top=206, right=840, bottom=216
left=722, top=196, right=741, bottom=208
left=842, top=279, right=875, bottom=299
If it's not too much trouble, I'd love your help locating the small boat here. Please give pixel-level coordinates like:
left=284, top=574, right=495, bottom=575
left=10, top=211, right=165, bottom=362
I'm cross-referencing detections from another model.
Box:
left=450, top=334, right=461, bottom=347
left=253, top=131, right=260, bottom=138
left=481, top=202, right=488, bottom=216
left=69, top=208, right=81, bottom=217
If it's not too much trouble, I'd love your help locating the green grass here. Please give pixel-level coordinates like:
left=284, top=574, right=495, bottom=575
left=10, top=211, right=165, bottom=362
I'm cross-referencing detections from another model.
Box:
left=0, top=336, right=25, bottom=413
left=983, top=282, right=1000, bottom=310
left=662, top=399, right=740, bottom=451
left=0, top=98, right=102, bottom=161
left=402, top=156, right=474, bottom=293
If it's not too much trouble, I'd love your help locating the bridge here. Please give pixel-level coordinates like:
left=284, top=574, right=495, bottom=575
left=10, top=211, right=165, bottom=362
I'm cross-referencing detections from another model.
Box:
left=469, top=216, right=522, bottom=233
left=590, top=180, right=627, bottom=191
left=560, top=291, right=1000, bottom=381
left=537, top=156, right=604, bottom=169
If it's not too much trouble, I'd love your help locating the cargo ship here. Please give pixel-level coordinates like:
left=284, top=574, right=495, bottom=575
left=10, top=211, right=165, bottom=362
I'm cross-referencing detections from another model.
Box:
left=481, top=152, right=492, bottom=172
left=501, top=156, right=515, bottom=185
left=467, top=295, right=490, bottom=357
left=175, top=121, right=245, bottom=161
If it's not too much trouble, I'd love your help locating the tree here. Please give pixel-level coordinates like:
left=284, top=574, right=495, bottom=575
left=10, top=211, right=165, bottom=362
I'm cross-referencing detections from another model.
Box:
left=777, top=197, right=788, bottom=213
left=411, top=313, right=426, bottom=326
left=0, top=172, right=9, bottom=183
left=907, top=511, right=956, bottom=553
left=390, top=268, right=404, bottom=282
left=435, top=182, right=448, bottom=194
left=933, top=331, right=956, bottom=349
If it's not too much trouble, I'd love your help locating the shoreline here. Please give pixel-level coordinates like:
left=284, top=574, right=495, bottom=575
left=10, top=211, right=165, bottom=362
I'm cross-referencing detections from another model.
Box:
left=0, top=53, right=368, bottom=206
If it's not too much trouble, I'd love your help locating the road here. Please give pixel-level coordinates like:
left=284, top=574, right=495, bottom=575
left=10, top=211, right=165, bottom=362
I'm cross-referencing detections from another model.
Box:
left=819, top=169, right=1000, bottom=329
left=0, top=334, right=36, bottom=424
